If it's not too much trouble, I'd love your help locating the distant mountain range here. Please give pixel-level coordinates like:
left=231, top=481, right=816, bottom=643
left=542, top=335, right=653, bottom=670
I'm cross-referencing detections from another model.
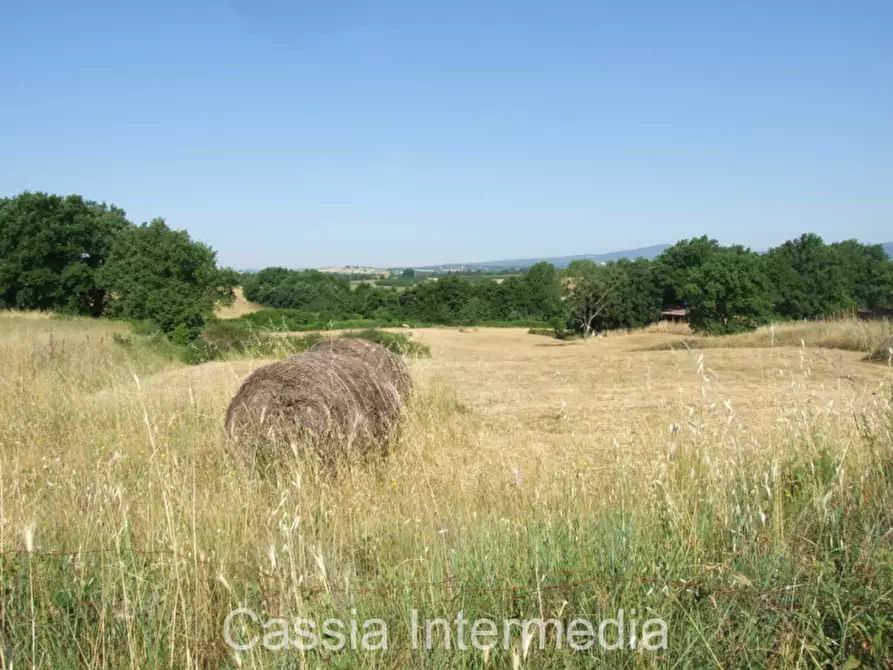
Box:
left=422, top=244, right=673, bottom=271
left=424, top=241, right=893, bottom=271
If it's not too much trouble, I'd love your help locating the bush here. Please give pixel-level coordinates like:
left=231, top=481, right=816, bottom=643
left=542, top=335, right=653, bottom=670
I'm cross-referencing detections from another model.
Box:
left=340, top=330, right=430, bottom=358
left=528, top=327, right=582, bottom=340
left=182, top=321, right=341, bottom=365
left=197, top=319, right=258, bottom=350
left=169, top=324, right=194, bottom=346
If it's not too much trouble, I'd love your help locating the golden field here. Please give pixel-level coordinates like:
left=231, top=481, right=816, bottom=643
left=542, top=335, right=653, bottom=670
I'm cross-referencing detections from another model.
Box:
left=0, top=313, right=892, bottom=668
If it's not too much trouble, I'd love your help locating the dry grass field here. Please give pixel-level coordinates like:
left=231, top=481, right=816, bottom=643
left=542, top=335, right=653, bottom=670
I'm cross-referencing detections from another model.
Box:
left=1, top=314, right=892, bottom=668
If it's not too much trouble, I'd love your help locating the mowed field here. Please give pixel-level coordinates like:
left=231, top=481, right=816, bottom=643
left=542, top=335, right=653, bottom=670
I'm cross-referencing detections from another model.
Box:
left=1, top=314, right=892, bottom=668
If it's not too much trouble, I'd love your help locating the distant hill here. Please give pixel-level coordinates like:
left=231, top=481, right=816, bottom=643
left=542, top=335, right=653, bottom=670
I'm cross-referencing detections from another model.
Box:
left=884, top=242, right=893, bottom=259
left=426, top=244, right=672, bottom=271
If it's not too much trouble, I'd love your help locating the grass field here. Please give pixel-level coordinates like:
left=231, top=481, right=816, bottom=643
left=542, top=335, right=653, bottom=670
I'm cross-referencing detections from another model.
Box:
left=1, top=314, right=892, bottom=668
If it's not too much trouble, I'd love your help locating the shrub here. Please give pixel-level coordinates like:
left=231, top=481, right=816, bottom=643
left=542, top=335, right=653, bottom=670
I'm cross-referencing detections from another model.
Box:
left=183, top=325, right=329, bottom=365
left=528, top=327, right=582, bottom=340
left=340, top=330, right=430, bottom=358
left=169, top=324, right=194, bottom=346
left=868, top=335, right=893, bottom=364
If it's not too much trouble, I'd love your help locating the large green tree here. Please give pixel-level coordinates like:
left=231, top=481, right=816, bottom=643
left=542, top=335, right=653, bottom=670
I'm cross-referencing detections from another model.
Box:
left=765, top=233, right=851, bottom=319
left=654, top=236, right=722, bottom=309
left=521, top=262, right=564, bottom=325
left=598, top=258, right=662, bottom=331
left=564, top=258, right=661, bottom=336
left=99, top=218, right=235, bottom=337
left=684, top=246, right=772, bottom=334
left=828, top=240, right=893, bottom=310
left=565, top=259, right=611, bottom=337
left=0, top=192, right=131, bottom=315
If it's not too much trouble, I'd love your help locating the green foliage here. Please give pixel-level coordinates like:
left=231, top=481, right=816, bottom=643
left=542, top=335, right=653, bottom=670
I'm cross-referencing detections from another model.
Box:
left=98, top=218, right=235, bottom=337
left=564, top=259, right=609, bottom=337
left=237, top=236, right=893, bottom=339
left=563, top=259, right=661, bottom=336
left=684, top=246, right=773, bottom=334
left=0, top=192, right=130, bottom=315
left=169, top=324, right=194, bottom=346
left=765, top=233, right=852, bottom=319
left=340, top=329, right=431, bottom=357
left=240, top=264, right=565, bottom=327
left=242, top=267, right=351, bottom=311
left=181, top=322, right=323, bottom=364
left=528, top=327, right=581, bottom=340
left=136, top=318, right=431, bottom=365
left=654, top=235, right=722, bottom=309
left=233, top=308, right=409, bottom=332
left=829, top=239, right=893, bottom=311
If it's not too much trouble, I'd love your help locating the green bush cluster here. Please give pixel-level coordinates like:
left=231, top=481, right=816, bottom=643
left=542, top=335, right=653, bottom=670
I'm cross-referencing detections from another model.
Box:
left=242, top=262, right=566, bottom=326
left=339, top=329, right=431, bottom=358
left=114, top=318, right=431, bottom=365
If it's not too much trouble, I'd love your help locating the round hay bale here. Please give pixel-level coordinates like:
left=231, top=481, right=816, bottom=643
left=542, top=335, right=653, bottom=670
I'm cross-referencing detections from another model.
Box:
left=868, top=334, right=893, bottom=364
left=307, top=336, right=412, bottom=396
left=225, top=339, right=411, bottom=462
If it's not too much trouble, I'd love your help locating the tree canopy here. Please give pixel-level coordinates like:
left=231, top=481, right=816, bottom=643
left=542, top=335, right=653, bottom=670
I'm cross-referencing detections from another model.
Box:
left=99, top=218, right=235, bottom=338
left=683, top=246, right=773, bottom=334
left=0, top=192, right=130, bottom=315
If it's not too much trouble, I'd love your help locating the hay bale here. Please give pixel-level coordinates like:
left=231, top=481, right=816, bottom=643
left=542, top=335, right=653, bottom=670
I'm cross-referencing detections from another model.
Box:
left=225, top=338, right=411, bottom=460
left=307, top=336, right=412, bottom=395
left=868, top=334, right=893, bottom=364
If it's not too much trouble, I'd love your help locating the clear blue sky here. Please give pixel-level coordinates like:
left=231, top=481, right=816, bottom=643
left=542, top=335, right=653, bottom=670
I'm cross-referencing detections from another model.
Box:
left=2, top=1, right=891, bottom=269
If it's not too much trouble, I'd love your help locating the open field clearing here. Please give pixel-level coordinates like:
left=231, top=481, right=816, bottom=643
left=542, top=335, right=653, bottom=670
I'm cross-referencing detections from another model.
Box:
left=1, top=316, right=892, bottom=668
left=213, top=288, right=265, bottom=320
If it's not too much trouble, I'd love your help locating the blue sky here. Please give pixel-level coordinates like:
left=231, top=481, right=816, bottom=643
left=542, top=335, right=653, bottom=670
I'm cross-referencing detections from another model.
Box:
left=2, top=1, right=891, bottom=269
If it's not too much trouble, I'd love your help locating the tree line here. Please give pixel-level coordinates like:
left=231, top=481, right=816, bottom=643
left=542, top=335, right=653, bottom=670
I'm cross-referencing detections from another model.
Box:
left=0, top=192, right=236, bottom=341
left=243, top=234, right=893, bottom=335
left=2, top=190, right=892, bottom=339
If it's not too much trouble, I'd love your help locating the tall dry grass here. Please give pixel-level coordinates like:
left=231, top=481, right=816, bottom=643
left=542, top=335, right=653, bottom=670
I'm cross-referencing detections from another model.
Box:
left=650, top=317, right=892, bottom=355
left=0, top=314, right=892, bottom=668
